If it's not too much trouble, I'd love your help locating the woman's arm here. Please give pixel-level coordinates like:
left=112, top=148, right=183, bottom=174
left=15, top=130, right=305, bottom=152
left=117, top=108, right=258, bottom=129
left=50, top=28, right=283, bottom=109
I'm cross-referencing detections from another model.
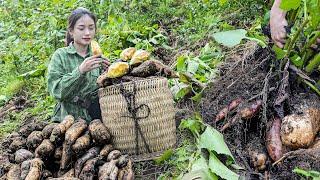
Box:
left=270, top=0, right=288, bottom=48
left=47, top=50, right=86, bottom=101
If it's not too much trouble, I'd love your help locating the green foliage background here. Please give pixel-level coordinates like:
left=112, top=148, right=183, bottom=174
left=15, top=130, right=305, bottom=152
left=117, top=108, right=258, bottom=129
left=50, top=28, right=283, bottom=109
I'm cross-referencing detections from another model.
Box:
left=0, top=0, right=269, bottom=178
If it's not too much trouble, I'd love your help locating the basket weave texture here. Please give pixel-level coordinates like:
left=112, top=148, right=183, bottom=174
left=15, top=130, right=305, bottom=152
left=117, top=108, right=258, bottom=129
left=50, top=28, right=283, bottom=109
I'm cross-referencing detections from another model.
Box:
left=98, top=77, right=176, bottom=160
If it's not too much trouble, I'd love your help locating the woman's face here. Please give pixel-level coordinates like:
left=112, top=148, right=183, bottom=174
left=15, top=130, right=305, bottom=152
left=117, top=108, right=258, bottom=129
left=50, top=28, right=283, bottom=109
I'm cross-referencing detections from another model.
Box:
left=70, top=14, right=96, bottom=47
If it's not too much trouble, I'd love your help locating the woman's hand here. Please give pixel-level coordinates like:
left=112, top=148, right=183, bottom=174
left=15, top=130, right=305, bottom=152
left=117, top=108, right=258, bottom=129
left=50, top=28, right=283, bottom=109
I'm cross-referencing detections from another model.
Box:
left=270, top=6, right=288, bottom=48
left=79, top=55, right=110, bottom=74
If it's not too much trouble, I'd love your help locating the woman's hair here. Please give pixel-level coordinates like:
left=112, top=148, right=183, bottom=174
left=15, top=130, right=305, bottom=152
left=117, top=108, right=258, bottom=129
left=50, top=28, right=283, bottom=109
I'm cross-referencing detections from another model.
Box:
left=65, top=7, right=97, bottom=46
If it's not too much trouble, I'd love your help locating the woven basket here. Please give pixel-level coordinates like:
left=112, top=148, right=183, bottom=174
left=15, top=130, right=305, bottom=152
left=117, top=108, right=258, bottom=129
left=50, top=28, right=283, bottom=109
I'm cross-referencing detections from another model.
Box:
left=98, top=77, right=176, bottom=161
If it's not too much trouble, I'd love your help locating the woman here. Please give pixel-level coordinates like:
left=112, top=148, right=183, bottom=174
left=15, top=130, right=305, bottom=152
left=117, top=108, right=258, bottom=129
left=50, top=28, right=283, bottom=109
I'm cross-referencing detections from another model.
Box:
left=47, top=7, right=109, bottom=122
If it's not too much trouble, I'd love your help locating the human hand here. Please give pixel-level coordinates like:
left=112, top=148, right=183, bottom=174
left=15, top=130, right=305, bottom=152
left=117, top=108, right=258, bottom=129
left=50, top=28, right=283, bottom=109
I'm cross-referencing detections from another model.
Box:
left=270, top=6, right=288, bottom=48
left=79, top=55, right=110, bottom=74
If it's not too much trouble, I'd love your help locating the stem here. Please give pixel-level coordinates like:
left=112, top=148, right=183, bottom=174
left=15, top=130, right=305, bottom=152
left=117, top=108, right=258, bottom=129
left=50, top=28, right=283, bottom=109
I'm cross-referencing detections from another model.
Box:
left=285, top=18, right=309, bottom=58
left=301, top=31, right=320, bottom=55
left=305, top=54, right=320, bottom=73
left=303, top=79, right=320, bottom=96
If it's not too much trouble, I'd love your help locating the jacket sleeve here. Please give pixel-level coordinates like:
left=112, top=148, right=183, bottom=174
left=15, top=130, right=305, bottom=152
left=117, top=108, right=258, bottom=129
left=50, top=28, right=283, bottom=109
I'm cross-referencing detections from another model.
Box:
left=47, top=50, right=86, bottom=101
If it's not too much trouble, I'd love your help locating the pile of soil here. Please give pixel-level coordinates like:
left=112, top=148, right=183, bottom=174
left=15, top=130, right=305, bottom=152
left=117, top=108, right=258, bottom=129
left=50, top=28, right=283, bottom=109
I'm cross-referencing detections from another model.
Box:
left=200, top=42, right=320, bottom=179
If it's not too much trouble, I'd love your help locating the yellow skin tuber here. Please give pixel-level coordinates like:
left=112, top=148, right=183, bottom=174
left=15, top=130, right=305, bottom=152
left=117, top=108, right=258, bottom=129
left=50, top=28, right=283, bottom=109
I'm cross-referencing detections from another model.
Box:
left=129, top=49, right=150, bottom=66
left=120, top=47, right=136, bottom=61
left=281, top=108, right=320, bottom=149
left=105, top=62, right=130, bottom=78
left=91, top=40, right=103, bottom=56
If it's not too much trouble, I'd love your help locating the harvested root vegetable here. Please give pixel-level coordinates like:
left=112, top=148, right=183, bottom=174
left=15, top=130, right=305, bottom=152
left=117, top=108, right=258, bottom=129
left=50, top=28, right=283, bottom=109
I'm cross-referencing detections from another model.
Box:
left=129, top=49, right=150, bottom=66
left=20, top=160, right=31, bottom=180
left=249, top=151, right=267, bottom=171
left=88, top=119, right=111, bottom=144
left=50, top=115, right=75, bottom=143
left=26, top=131, right=43, bottom=150
left=60, top=142, right=73, bottom=170
left=91, top=40, right=103, bottom=56
left=7, top=164, right=21, bottom=180
left=61, top=168, right=75, bottom=177
left=107, top=150, right=121, bottom=161
left=48, top=178, right=80, bottom=180
left=100, top=144, right=114, bottom=159
left=116, top=155, right=129, bottom=168
left=35, top=139, right=55, bottom=158
left=9, top=136, right=26, bottom=152
left=120, top=47, right=136, bottom=61
left=19, top=121, right=48, bottom=137
left=0, top=154, right=11, bottom=177
left=15, top=149, right=34, bottom=163
left=25, top=158, right=44, bottom=180
left=215, top=97, right=243, bottom=123
left=42, top=123, right=58, bottom=139
left=65, top=119, right=87, bottom=145
left=105, top=62, right=129, bottom=78
left=130, top=59, right=178, bottom=78
left=280, top=108, right=320, bottom=149
left=117, top=160, right=134, bottom=180
left=98, top=160, right=118, bottom=180
left=74, top=147, right=100, bottom=177
left=240, top=100, right=262, bottom=120
left=72, top=132, right=91, bottom=153
left=266, top=117, right=283, bottom=161
left=79, top=157, right=100, bottom=180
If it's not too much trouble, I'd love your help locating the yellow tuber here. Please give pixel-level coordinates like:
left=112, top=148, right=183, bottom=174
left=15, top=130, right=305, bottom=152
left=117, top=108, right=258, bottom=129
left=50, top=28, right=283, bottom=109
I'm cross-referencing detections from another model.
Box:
left=120, top=47, right=136, bottom=61
left=129, top=49, right=150, bottom=65
left=91, top=40, right=102, bottom=56
left=106, top=62, right=129, bottom=78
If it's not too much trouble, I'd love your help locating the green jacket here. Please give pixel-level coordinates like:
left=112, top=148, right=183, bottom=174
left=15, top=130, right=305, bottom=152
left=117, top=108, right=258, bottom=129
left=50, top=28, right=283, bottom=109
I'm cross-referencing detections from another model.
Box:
left=47, top=43, right=100, bottom=122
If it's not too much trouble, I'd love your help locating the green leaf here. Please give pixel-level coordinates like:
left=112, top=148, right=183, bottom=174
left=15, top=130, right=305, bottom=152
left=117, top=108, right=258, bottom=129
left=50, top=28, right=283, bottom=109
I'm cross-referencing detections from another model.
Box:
left=280, top=0, right=302, bottom=11
left=170, top=82, right=191, bottom=100
left=208, top=152, right=239, bottom=180
left=176, top=55, right=187, bottom=72
left=179, top=118, right=203, bottom=136
left=289, top=54, right=303, bottom=68
left=182, top=156, right=218, bottom=180
left=308, top=0, right=320, bottom=28
left=187, top=59, right=199, bottom=74
left=272, top=45, right=286, bottom=60
left=154, top=149, right=174, bottom=165
left=199, top=126, right=235, bottom=161
left=212, top=29, right=247, bottom=47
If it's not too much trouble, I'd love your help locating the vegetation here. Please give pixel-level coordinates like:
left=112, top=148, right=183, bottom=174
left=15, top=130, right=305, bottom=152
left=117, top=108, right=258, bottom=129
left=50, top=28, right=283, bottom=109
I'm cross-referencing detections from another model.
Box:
left=1, top=0, right=319, bottom=179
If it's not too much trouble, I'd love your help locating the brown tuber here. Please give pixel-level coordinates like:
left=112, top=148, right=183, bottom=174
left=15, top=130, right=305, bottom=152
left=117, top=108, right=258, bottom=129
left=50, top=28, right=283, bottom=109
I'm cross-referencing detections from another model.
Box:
left=35, top=139, right=55, bottom=158
left=88, top=119, right=111, bottom=144
left=65, top=119, right=87, bottom=145
left=42, top=123, right=58, bottom=139
left=50, top=115, right=75, bottom=143
left=266, top=117, right=283, bottom=161
left=100, top=144, right=114, bottom=159
left=281, top=108, right=320, bottom=149
left=14, top=149, right=34, bottom=163
left=74, top=147, right=100, bottom=177
left=130, top=59, right=178, bottom=78
left=72, top=132, right=91, bottom=153
left=25, top=158, right=44, bottom=180
left=26, top=131, right=44, bottom=150
left=7, top=164, right=21, bottom=180
left=215, top=97, right=243, bottom=123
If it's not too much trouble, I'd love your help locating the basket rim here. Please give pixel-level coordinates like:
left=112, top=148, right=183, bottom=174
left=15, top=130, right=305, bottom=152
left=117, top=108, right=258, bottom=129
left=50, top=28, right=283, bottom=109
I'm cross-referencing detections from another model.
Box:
left=98, top=76, right=167, bottom=91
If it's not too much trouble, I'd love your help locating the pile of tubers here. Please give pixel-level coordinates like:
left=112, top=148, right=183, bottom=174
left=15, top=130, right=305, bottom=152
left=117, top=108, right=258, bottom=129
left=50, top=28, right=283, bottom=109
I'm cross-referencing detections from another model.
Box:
left=97, top=47, right=178, bottom=88
left=215, top=98, right=320, bottom=170
left=0, top=115, right=133, bottom=180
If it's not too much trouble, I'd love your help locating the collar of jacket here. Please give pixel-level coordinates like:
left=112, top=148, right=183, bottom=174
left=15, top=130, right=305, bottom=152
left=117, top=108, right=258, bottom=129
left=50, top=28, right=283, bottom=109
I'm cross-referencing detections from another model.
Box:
left=66, top=42, right=93, bottom=56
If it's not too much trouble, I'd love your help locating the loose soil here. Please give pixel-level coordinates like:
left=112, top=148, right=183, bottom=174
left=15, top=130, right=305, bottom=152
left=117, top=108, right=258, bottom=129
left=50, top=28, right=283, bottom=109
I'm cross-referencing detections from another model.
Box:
left=200, top=42, right=320, bottom=179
